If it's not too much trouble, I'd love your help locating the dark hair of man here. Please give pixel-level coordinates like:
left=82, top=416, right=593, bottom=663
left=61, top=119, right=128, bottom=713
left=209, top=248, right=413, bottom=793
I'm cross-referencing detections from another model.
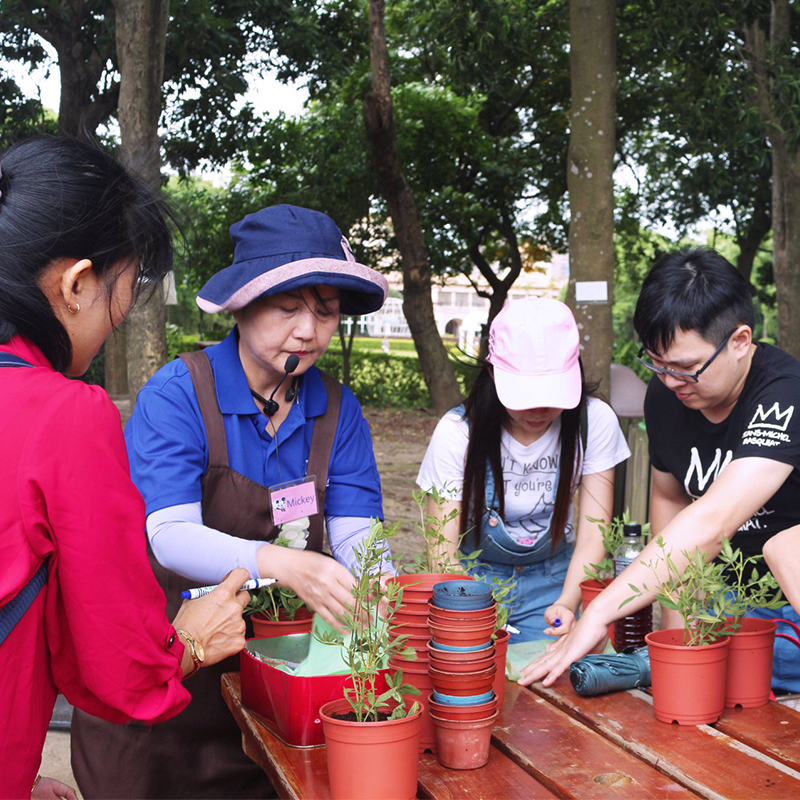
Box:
left=0, top=136, right=174, bottom=372
left=633, top=246, right=755, bottom=354
left=459, top=361, right=590, bottom=552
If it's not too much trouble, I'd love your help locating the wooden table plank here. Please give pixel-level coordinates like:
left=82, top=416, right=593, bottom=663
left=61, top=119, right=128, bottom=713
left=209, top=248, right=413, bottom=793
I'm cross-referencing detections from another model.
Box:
left=529, top=676, right=800, bottom=800
left=714, top=702, right=800, bottom=773
left=224, top=673, right=557, bottom=800
left=417, top=747, right=558, bottom=800
left=222, top=672, right=331, bottom=800
left=494, top=683, right=696, bottom=798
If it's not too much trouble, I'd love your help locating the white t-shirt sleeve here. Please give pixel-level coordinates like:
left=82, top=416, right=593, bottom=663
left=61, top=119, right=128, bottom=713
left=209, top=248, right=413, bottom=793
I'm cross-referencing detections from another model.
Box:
left=582, top=397, right=631, bottom=476
left=416, top=410, right=470, bottom=501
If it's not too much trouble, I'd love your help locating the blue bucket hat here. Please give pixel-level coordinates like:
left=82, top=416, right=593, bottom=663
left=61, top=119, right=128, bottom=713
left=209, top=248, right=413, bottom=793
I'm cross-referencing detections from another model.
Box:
left=196, top=204, right=388, bottom=315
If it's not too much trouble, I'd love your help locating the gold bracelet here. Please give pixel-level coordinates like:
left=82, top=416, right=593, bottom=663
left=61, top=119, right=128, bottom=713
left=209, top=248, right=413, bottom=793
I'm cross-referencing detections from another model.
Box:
left=32, top=774, right=41, bottom=795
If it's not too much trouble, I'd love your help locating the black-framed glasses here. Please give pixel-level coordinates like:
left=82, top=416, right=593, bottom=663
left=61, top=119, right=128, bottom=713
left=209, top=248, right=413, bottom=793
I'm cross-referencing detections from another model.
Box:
left=636, top=329, right=737, bottom=384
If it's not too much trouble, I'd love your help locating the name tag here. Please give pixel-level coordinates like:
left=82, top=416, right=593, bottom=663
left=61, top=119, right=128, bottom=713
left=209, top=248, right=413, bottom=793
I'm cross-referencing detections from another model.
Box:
left=269, top=476, right=319, bottom=525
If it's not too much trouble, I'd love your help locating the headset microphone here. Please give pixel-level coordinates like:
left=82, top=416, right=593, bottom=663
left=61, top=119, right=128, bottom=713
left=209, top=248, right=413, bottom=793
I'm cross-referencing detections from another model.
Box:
left=253, top=354, right=301, bottom=417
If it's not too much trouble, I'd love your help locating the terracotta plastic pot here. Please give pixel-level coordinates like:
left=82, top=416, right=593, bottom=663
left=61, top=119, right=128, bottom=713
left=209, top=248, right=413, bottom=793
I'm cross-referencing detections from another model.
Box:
left=492, top=629, right=510, bottom=710
left=432, top=580, right=494, bottom=611
left=387, top=658, right=436, bottom=753
left=426, top=641, right=494, bottom=664
left=579, top=579, right=615, bottom=644
left=429, top=620, right=495, bottom=648
left=429, top=665, right=496, bottom=696
left=391, top=644, right=430, bottom=662
left=320, top=699, right=422, bottom=800
left=390, top=619, right=431, bottom=638
left=250, top=608, right=314, bottom=639
left=390, top=574, right=471, bottom=606
left=388, top=631, right=431, bottom=652
left=646, top=628, right=731, bottom=725
left=724, top=617, right=778, bottom=709
left=431, top=710, right=499, bottom=769
left=428, top=598, right=497, bottom=620
left=430, top=655, right=495, bottom=674
left=429, top=605, right=497, bottom=626
left=428, top=694, right=497, bottom=721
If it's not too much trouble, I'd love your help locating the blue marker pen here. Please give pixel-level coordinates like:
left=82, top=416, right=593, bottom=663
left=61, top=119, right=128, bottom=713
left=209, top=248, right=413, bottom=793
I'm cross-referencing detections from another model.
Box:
left=181, top=577, right=276, bottom=600
left=553, top=618, right=562, bottom=628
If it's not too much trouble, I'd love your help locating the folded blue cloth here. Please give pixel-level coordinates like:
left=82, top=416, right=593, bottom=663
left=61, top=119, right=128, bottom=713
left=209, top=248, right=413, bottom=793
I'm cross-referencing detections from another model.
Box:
left=569, top=647, right=650, bottom=697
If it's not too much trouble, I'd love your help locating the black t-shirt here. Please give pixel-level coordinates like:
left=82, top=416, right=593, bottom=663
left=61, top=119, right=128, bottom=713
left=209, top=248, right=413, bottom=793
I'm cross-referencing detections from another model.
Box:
left=645, top=342, right=800, bottom=562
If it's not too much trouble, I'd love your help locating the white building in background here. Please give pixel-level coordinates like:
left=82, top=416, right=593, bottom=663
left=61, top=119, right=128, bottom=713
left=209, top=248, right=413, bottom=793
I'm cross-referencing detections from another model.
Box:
left=347, top=252, right=569, bottom=353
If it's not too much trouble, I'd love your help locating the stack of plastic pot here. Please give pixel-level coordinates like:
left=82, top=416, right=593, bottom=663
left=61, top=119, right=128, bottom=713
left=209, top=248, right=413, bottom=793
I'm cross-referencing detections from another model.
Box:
left=427, top=580, right=500, bottom=769
left=386, top=573, right=472, bottom=754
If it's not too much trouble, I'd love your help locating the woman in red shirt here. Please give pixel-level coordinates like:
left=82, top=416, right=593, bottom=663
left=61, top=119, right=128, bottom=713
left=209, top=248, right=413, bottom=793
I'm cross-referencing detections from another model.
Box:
left=0, top=137, right=251, bottom=799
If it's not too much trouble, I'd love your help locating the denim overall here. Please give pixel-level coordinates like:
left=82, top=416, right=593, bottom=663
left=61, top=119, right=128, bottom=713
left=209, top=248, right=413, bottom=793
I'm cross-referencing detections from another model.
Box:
left=466, top=442, right=574, bottom=643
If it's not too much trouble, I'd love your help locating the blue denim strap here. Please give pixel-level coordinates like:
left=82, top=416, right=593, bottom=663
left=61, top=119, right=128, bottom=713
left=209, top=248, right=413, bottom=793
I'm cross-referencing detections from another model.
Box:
left=0, top=352, right=47, bottom=645
left=0, top=353, right=33, bottom=368
left=0, top=558, right=50, bottom=645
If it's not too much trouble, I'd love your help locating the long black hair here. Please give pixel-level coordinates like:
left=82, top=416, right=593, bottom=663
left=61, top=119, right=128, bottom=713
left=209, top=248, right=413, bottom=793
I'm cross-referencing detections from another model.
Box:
left=460, top=360, right=594, bottom=552
left=0, top=136, right=174, bottom=372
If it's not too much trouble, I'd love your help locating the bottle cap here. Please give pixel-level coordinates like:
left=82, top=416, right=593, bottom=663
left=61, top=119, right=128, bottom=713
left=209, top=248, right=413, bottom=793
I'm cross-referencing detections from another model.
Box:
left=623, top=522, right=642, bottom=537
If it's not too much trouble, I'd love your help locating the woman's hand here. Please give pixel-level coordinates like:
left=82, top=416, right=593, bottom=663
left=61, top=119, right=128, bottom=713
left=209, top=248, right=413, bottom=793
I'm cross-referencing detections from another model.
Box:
left=542, top=603, right=576, bottom=637
left=171, top=567, right=250, bottom=671
left=518, top=604, right=608, bottom=687
left=259, top=545, right=356, bottom=631
left=32, top=777, right=78, bottom=800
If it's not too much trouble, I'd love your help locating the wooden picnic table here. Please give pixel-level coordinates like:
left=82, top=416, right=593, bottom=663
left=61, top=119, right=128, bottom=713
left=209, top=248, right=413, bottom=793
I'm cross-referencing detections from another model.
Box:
left=222, top=671, right=800, bottom=799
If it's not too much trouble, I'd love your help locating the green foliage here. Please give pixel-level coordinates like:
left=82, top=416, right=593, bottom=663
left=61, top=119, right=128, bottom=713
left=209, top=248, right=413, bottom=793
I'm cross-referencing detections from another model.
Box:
left=583, top=511, right=651, bottom=582
left=245, top=584, right=307, bottom=622
left=478, top=573, right=516, bottom=634
left=622, top=537, right=735, bottom=646
left=403, top=487, right=482, bottom=575
left=0, top=73, right=57, bottom=146
left=716, top=537, right=785, bottom=621
left=316, top=520, right=421, bottom=723
left=316, top=349, right=476, bottom=408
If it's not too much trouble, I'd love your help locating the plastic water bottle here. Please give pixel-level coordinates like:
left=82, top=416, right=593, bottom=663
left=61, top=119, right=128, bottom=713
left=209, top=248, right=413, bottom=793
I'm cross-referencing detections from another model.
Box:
left=613, top=522, right=653, bottom=651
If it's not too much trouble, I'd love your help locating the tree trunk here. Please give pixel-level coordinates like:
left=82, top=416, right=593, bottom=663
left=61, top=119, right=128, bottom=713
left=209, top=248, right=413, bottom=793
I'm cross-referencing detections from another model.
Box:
left=104, top=323, right=130, bottom=396
left=744, top=2, right=800, bottom=360
left=735, top=191, right=771, bottom=285
left=363, top=0, right=462, bottom=414
left=566, top=0, right=617, bottom=398
left=114, top=0, right=170, bottom=403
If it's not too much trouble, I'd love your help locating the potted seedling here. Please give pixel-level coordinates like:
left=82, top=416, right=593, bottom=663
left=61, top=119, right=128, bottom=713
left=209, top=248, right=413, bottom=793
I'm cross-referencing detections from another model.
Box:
left=391, top=487, right=482, bottom=605
left=624, top=537, right=736, bottom=725
left=244, top=519, right=313, bottom=637
left=717, top=538, right=785, bottom=708
left=581, top=512, right=650, bottom=642
left=317, top=519, right=422, bottom=800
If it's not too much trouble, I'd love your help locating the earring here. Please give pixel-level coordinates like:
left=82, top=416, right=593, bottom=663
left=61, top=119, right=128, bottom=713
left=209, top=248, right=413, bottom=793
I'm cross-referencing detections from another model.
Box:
left=67, top=302, right=81, bottom=314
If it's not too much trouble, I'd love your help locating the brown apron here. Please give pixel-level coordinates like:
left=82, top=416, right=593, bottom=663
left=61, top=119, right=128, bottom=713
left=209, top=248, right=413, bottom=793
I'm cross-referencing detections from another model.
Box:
left=72, top=352, right=341, bottom=799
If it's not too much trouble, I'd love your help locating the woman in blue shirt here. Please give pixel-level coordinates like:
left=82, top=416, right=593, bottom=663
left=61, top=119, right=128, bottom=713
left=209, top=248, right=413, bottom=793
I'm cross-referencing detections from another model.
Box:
left=72, top=204, right=391, bottom=799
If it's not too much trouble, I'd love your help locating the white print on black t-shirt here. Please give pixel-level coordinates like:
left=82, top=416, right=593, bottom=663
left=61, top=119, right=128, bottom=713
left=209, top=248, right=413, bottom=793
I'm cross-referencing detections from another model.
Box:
left=738, top=505, right=775, bottom=533
left=748, top=402, right=795, bottom=431
left=743, top=402, right=795, bottom=448
left=683, top=446, right=732, bottom=498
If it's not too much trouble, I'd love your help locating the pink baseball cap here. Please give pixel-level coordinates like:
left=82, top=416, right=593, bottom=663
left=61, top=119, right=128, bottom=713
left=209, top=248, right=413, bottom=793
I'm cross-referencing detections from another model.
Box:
left=486, top=297, right=581, bottom=411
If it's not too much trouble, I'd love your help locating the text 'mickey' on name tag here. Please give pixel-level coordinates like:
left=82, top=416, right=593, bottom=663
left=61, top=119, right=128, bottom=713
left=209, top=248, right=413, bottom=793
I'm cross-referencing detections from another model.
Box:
left=269, top=476, right=319, bottom=525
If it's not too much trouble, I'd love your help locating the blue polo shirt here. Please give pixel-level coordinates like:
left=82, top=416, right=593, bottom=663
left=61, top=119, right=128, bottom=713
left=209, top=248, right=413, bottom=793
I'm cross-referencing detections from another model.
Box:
left=124, top=329, right=383, bottom=521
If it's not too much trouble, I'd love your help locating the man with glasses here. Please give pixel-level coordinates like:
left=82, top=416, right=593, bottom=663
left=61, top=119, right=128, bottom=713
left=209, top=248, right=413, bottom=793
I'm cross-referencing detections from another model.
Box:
left=521, top=246, right=800, bottom=691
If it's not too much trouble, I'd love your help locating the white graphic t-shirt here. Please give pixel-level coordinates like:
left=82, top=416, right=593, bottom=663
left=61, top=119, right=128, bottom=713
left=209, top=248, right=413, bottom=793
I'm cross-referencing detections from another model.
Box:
left=416, top=398, right=630, bottom=548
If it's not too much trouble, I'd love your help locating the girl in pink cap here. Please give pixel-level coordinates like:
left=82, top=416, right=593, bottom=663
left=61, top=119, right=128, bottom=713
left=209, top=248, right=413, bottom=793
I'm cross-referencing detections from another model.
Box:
left=417, top=297, right=630, bottom=643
